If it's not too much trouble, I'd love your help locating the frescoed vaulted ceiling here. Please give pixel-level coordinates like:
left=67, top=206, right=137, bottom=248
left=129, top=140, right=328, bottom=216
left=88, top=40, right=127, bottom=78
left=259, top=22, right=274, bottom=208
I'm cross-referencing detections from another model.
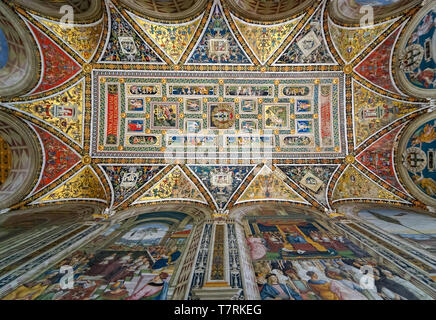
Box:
left=0, top=0, right=435, bottom=218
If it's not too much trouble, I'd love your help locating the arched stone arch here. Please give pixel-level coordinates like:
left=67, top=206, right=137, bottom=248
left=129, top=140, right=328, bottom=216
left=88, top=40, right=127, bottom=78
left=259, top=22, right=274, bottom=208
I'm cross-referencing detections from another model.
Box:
left=0, top=203, right=104, bottom=223
left=0, top=2, right=39, bottom=98
left=0, top=111, right=42, bottom=210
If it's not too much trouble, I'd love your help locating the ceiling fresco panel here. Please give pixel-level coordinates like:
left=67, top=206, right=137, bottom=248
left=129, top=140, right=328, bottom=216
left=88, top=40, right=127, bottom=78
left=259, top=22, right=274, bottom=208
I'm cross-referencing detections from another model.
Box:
left=32, top=166, right=107, bottom=205
left=356, top=124, right=407, bottom=193
left=133, top=165, right=207, bottom=205
left=100, top=164, right=167, bottom=208
left=188, top=164, right=255, bottom=210
left=352, top=80, right=424, bottom=148
left=231, top=13, right=302, bottom=65
left=0, top=0, right=435, bottom=302
left=34, top=14, right=104, bottom=63
left=90, top=70, right=346, bottom=160
left=328, top=16, right=397, bottom=64
left=395, top=2, right=436, bottom=98
left=129, top=11, right=203, bottom=64
left=277, top=164, right=340, bottom=207
left=332, top=164, right=408, bottom=203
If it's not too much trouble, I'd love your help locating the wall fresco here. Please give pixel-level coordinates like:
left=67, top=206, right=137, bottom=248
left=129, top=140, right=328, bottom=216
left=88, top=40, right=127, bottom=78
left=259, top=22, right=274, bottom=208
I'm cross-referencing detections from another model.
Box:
left=31, top=125, right=81, bottom=194
left=0, top=27, right=8, bottom=69
left=27, top=21, right=81, bottom=94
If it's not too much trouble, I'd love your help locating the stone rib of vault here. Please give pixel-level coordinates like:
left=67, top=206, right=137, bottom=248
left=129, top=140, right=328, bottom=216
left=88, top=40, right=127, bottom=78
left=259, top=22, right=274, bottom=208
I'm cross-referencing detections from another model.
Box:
left=332, top=165, right=408, bottom=203
left=231, top=12, right=302, bottom=65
